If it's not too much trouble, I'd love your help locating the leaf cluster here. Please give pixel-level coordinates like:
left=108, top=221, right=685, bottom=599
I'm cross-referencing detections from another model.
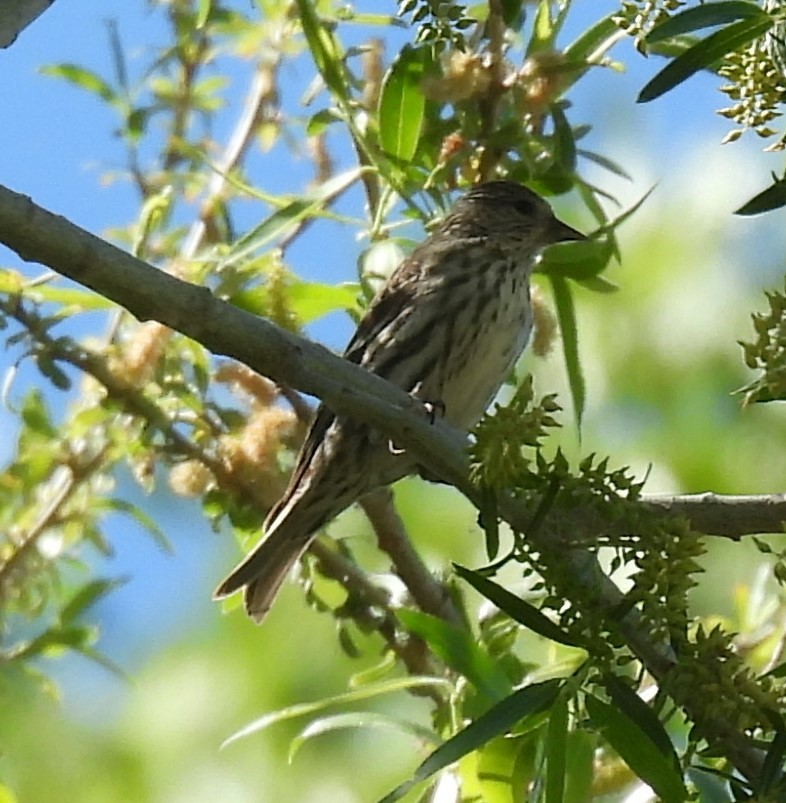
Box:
left=619, top=0, right=786, bottom=213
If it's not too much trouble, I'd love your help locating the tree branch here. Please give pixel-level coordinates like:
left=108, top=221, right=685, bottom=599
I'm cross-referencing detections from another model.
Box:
left=359, top=488, right=464, bottom=628
left=0, top=183, right=773, bottom=780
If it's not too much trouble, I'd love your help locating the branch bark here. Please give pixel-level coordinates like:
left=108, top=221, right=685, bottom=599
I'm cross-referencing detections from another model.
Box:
left=0, top=183, right=774, bottom=780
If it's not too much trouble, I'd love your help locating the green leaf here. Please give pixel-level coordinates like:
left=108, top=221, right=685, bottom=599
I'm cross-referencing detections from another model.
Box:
left=378, top=45, right=426, bottom=162
left=476, top=485, right=500, bottom=561
left=761, top=726, right=786, bottom=793
left=564, top=730, right=596, bottom=803
left=306, top=108, right=341, bottom=136
left=287, top=281, right=361, bottom=322
left=764, top=659, right=786, bottom=679
left=586, top=694, right=688, bottom=803
left=577, top=149, right=633, bottom=181
left=72, top=644, right=129, bottom=680
left=396, top=609, right=512, bottom=703
left=576, top=275, right=619, bottom=294
left=225, top=168, right=363, bottom=265
left=196, top=0, right=212, bottom=28
left=454, top=565, right=584, bottom=648
left=0, top=269, right=23, bottom=293
left=39, top=64, right=117, bottom=104
left=379, top=680, right=562, bottom=803
left=527, top=0, right=554, bottom=55
left=288, top=712, right=439, bottom=762
left=647, top=1, right=770, bottom=44
left=231, top=280, right=360, bottom=323
left=35, top=354, right=71, bottom=391
left=735, top=178, right=786, bottom=215
left=222, top=675, right=451, bottom=747
left=16, top=625, right=95, bottom=659
left=27, top=284, right=114, bottom=310
left=563, top=14, right=619, bottom=67
left=537, top=239, right=614, bottom=282
left=60, top=579, right=125, bottom=625
left=546, top=693, right=568, bottom=803
left=96, top=498, right=172, bottom=553
left=638, top=16, right=773, bottom=102
left=603, top=675, right=680, bottom=766
left=295, top=0, right=349, bottom=103
left=551, top=104, right=577, bottom=174
left=549, top=276, right=585, bottom=429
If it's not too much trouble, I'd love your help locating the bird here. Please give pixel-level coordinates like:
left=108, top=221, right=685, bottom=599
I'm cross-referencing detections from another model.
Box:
left=214, top=181, right=585, bottom=622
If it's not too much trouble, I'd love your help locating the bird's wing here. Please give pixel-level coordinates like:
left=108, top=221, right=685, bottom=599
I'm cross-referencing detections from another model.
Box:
left=264, top=249, right=433, bottom=531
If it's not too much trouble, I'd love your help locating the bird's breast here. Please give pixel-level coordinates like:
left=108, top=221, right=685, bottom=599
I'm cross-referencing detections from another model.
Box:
left=428, top=264, right=533, bottom=430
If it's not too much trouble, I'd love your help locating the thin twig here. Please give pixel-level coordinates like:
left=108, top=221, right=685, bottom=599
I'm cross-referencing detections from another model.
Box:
left=360, top=488, right=464, bottom=628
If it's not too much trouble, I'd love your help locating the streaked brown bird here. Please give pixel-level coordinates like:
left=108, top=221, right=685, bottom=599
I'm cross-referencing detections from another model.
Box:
left=215, top=181, right=585, bottom=622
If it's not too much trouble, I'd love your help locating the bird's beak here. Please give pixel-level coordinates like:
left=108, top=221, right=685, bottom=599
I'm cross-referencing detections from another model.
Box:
left=548, top=218, right=586, bottom=244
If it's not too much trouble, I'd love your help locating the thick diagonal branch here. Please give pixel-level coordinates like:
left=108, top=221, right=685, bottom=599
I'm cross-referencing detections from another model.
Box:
left=0, top=183, right=772, bottom=779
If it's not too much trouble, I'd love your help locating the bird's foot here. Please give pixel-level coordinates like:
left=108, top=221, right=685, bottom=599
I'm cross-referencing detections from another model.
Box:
left=423, top=399, right=446, bottom=424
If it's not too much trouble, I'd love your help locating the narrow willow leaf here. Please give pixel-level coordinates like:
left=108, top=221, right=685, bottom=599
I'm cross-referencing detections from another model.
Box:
left=378, top=45, right=426, bottom=162
left=286, top=281, right=361, bottom=322
left=15, top=625, right=94, bottom=659
left=546, top=694, right=568, bottom=803
left=761, top=726, right=786, bottom=792
left=397, top=609, right=512, bottom=703
left=96, top=498, right=172, bottom=553
left=379, top=680, right=562, bottom=803
left=454, top=565, right=584, bottom=648
left=586, top=695, right=688, bottom=803
left=289, top=712, right=440, bottom=762
left=222, top=675, right=451, bottom=747
left=476, top=485, right=500, bottom=561
left=735, top=178, right=786, bottom=215
left=564, top=730, right=595, bottom=803
left=60, top=579, right=126, bottom=624
left=647, top=1, right=770, bottom=44
left=527, top=0, right=554, bottom=54
left=563, top=14, right=620, bottom=66
left=551, top=104, right=577, bottom=174
left=26, top=285, right=114, bottom=310
left=603, top=675, right=679, bottom=765
left=764, top=659, right=786, bottom=678
left=295, top=0, right=348, bottom=103
left=39, top=64, right=117, bottom=104
left=638, top=17, right=773, bottom=102
left=75, top=644, right=129, bottom=680
left=549, top=276, right=585, bottom=429
left=537, top=239, right=613, bottom=281
left=225, top=167, right=363, bottom=264
left=577, top=149, right=633, bottom=181
left=196, top=0, right=212, bottom=28
left=577, top=275, right=619, bottom=294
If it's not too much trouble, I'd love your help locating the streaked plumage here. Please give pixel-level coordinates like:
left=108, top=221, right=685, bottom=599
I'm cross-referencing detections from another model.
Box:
left=215, top=181, right=585, bottom=622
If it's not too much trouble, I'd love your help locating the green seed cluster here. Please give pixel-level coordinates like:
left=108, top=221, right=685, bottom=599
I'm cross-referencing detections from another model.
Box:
left=717, top=31, right=786, bottom=146
left=739, top=286, right=786, bottom=405
left=665, top=624, right=784, bottom=743
left=613, top=0, right=685, bottom=53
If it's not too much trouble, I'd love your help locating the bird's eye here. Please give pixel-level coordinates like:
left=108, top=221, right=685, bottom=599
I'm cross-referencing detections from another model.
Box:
left=512, top=199, right=535, bottom=216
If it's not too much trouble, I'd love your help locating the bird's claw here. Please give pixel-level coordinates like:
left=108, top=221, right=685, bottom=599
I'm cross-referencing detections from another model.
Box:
left=423, top=399, right=446, bottom=424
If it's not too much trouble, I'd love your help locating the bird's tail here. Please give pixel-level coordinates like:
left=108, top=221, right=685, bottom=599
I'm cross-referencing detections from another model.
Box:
left=213, top=526, right=312, bottom=624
